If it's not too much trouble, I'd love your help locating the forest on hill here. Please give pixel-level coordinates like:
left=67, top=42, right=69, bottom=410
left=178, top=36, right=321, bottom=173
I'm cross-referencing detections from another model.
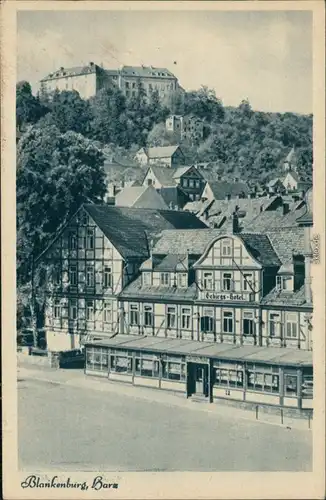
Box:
left=17, top=80, right=313, bottom=189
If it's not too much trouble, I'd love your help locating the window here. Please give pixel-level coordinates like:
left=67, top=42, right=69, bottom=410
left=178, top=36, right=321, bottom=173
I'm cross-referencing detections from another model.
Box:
left=110, top=349, right=133, bottom=373
left=147, top=178, right=153, bottom=186
left=130, top=304, right=139, bottom=326
left=214, top=368, right=243, bottom=388
left=103, top=301, right=112, bottom=324
left=162, top=356, right=186, bottom=381
left=285, top=313, right=298, bottom=339
left=178, top=273, right=187, bottom=288
left=223, top=311, right=233, bottom=333
left=243, top=311, right=255, bottom=336
left=69, top=264, right=77, bottom=286
left=104, top=266, right=112, bottom=288
left=53, top=268, right=61, bottom=285
left=189, top=179, right=194, bottom=188
left=143, top=272, right=152, bottom=286
left=144, top=305, right=153, bottom=327
left=222, top=272, right=233, bottom=291
left=135, top=353, right=159, bottom=378
left=69, top=299, right=77, bottom=320
left=243, top=273, right=253, bottom=292
left=86, top=347, right=108, bottom=372
left=53, top=299, right=61, bottom=319
left=247, top=364, right=280, bottom=393
left=160, top=273, right=170, bottom=286
left=203, top=272, right=213, bottom=290
left=195, top=180, right=200, bottom=189
left=86, top=229, right=94, bottom=250
left=126, top=82, right=130, bottom=89
left=86, top=265, right=94, bottom=287
left=222, top=239, right=232, bottom=257
left=132, top=82, right=136, bottom=89
left=302, top=369, right=313, bottom=399
left=284, top=373, right=298, bottom=396
left=200, top=308, right=214, bottom=332
left=276, top=275, right=292, bottom=291
left=181, top=308, right=191, bottom=330
left=69, top=232, right=77, bottom=250
left=182, top=178, right=188, bottom=187
left=269, top=313, right=280, bottom=337
left=167, top=306, right=176, bottom=329
left=86, top=300, right=94, bottom=321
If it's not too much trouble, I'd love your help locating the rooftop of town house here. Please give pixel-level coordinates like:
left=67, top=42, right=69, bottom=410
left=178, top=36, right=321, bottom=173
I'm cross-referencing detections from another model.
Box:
left=145, top=145, right=182, bottom=159
left=119, top=275, right=198, bottom=301
left=120, top=65, right=176, bottom=79
left=296, top=187, right=313, bottom=225
left=267, top=178, right=284, bottom=187
left=143, top=166, right=177, bottom=187
left=41, top=63, right=100, bottom=82
left=265, top=227, right=305, bottom=263
left=115, top=185, right=168, bottom=210
left=172, top=166, right=198, bottom=179
left=83, top=204, right=207, bottom=259
left=152, top=253, right=189, bottom=272
left=159, top=186, right=189, bottom=208
left=84, top=334, right=313, bottom=367
left=242, top=203, right=307, bottom=232
left=204, top=181, right=250, bottom=200
left=260, top=284, right=308, bottom=307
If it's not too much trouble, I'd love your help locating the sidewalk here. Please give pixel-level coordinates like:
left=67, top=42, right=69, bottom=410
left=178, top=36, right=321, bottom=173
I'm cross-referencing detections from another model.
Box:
left=18, top=361, right=312, bottom=431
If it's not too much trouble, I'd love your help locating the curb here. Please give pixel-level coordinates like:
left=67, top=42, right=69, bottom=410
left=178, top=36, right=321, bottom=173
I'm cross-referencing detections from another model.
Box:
left=18, top=367, right=312, bottom=432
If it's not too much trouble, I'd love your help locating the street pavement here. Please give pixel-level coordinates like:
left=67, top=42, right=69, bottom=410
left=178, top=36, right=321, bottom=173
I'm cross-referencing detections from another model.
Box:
left=18, top=370, right=312, bottom=472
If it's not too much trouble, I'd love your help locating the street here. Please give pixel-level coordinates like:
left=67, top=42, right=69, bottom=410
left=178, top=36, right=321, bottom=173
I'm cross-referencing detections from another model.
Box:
left=18, top=377, right=312, bottom=472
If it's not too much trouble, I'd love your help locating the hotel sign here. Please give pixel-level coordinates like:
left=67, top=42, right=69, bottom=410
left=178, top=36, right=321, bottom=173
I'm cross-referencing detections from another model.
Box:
left=205, top=292, right=246, bottom=301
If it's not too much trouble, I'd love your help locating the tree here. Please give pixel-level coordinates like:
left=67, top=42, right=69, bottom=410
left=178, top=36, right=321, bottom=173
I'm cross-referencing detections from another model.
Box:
left=37, top=89, right=91, bottom=136
left=16, top=81, right=47, bottom=130
left=147, top=122, right=179, bottom=147
left=184, top=86, right=225, bottom=124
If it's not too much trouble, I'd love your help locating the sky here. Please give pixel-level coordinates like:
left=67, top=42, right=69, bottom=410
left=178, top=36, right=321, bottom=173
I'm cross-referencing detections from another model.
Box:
left=17, top=9, right=312, bottom=114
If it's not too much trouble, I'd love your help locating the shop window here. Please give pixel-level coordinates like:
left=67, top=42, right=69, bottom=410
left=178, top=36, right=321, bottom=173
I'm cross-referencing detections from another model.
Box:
left=302, top=369, right=313, bottom=399
left=69, top=299, right=77, bottom=320
left=181, top=307, right=191, bottom=330
left=144, top=305, right=154, bottom=327
left=142, top=272, right=152, bottom=286
left=86, top=300, right=94, bottom=321
left=242, top=273, right=253, bottom=292
left=104, top=266, right=112, bottom=288
left=200, top=308, right=214, bottom=333
left=86, top=347, right=108, bottom=372
left=222, top=239, right=232, bottom=257
left=130, top=304, right=139, bottom=326
left=86, top=265, right=94, bottom=287
left=160, top=273, right=170, bottom=286
left=167, top=306, right=176, bottom=329
left=162, top=357, right=186, bottom=381
left=243, top=311, right=255, bottom=336
left=69, top=264, right=77, bottom=286
left=223, top=311, right=233, bottom=333
left=110, top=350, right=132, bottom=373
left=222, top=273, right=233, bottom=291
left=178, top=273, right=188, bottom=288
left=135, top=355, right=159, bottom=378
left=285, top=313, right=298, bottom=339
left=269, top=313, right=280, bottom=337
left=103, top=301, right=112, bottom=324
left=284, top=373, right=298, bottom=396
left=203, top=272, right=213, bottom=290
left=247, top=364, right=280, bottom=393
left=53, top=299, right=61, bottom=319
left=214, top=368, right=243, bottom=388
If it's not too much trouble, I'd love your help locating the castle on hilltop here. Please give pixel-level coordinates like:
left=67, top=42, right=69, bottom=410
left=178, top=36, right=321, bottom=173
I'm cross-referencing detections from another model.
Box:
left=40, top=62, right=182, bottom=101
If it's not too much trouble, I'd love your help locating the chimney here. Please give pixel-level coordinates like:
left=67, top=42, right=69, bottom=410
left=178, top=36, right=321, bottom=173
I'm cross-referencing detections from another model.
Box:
left=282, top=203, right=290, bottom=215
left=225, top=194, right=231, bottom=201
left=225, top=212, right=239, bottom=234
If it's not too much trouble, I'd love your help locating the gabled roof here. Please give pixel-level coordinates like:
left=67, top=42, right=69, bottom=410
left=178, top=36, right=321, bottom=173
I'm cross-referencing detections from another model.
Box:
left=266, top=228, right=305, bottom=263
left=147, top=145, right=181, bottom=159
left=84, top=204, right=206, bottom=259
left=173, top=166, right=198, bottom=179
left=283, top=170, right=301, bottom=183
left=238, top=234, right=281, bottom=267
left=115, top=185, right=168, bottom=210
left=243, top=204, right=307, bottom=232
left=41, top=63, right=99, bottom=82
left=267, top=178, right=283, bottom=187
left=205, top=181, right=250, bottom=200
left=153, top=254, right=188, bottom=272
left=144, top=166, right=176, bottom=187
left=152, top=229, right=225, bottom=255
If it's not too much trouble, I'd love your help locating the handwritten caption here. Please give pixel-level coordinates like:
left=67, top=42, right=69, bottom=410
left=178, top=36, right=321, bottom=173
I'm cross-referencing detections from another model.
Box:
left=21, top=475, right=119, bottom=491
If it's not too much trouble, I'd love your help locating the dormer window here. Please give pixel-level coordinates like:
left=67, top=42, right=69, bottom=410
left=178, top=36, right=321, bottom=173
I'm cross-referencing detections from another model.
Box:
left=160, top=273, right=170, bottom=286
left=276, top=275, right=293, bottom=291
left=143, top=272, right=152, bottom=286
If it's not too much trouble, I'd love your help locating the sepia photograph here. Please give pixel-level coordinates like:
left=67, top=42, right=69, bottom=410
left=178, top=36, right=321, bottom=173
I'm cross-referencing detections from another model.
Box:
left=1, top=1, right=325, bottom=499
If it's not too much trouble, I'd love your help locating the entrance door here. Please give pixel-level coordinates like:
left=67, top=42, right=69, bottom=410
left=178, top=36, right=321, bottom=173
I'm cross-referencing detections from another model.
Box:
left=187, top=363, right=209, bottom=397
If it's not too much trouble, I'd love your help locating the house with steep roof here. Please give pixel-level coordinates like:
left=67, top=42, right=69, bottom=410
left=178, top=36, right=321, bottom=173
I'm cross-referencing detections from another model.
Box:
left=201, top=180, right=250, bottom=203
left=115, top=185, right=168, bottom=210
left=135, top=145, right=185, bottom=168
left=267, top=178, right=286, bottom=195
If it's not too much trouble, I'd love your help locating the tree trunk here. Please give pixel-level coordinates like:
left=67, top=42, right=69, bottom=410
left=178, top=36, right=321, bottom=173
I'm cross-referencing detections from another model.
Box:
left=30, top=304, right=38, bottom=348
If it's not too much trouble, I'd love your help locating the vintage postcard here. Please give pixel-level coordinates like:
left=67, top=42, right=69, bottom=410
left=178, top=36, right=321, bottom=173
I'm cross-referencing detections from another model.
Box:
left=1, top=1, right=325, bottom=499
